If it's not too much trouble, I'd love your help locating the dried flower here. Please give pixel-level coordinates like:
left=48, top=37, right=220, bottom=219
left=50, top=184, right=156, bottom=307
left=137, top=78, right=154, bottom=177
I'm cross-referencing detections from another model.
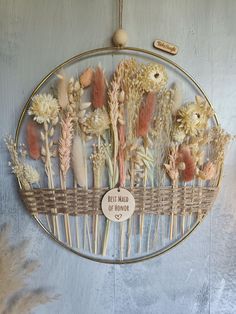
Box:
left=79, top=67, right=94, bottom=88
left=141, top=63, right=168, bottom=92
left=164, top=144, right=196, bottom=183
left=198, top=161, right=216, bottom=180
left=209, top=126, right=231, bottom=171
left=177, top=145, right=195, bottom=182
left=175, top=98, right=214, bottom=137
left=172, top=126, right=186, bottom=143
left=29, top=94, right=59, bottom=124
left=5, top=136, right=40, bottom=189
left=90, top=144, right=106, bottom=170
left=82, top=108, right=110, bottom=135
left=23, top=164, right=40, bottom=184
left=164, top=145, right=179, bottom=183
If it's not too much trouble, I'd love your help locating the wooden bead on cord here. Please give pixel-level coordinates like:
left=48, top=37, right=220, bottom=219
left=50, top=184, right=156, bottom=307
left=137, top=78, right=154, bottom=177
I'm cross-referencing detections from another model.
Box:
left=112, top=28, right=128, bottom=47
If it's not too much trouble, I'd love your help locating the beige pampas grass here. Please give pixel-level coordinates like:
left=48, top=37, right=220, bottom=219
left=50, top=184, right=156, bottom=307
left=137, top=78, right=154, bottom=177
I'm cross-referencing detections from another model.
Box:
left=4, top=290, right=56, bottom=314
left=57, top=70, right=69, bottom=110
left=0, top=225, right=57, bottom=314
left=72, top=134, right=87, bottom=188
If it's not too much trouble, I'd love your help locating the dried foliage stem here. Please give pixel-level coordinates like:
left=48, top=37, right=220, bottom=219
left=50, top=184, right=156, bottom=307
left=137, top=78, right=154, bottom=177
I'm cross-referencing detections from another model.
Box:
left=91, top=138, right=105, bottom=254
left=43, top=121, right=60, bottom=239
left=118, top=92, right=126, bottom=260
left=102, top=68, right=121, bottom=256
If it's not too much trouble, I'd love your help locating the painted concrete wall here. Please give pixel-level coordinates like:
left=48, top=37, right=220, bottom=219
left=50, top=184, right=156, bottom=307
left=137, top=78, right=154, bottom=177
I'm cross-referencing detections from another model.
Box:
left=0, top=0, right=236, bottom=313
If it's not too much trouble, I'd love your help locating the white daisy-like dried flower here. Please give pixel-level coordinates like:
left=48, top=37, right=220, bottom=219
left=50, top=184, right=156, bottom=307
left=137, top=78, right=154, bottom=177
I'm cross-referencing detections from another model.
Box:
left=175, top=99, right=214, bottom=137
left=141, top=63, right=168, bottom=92
left=176, top=102, right=200, bottom=137
left=82, top=108, right=110, bottom=135
left=29, top=94, right=59, bottom=124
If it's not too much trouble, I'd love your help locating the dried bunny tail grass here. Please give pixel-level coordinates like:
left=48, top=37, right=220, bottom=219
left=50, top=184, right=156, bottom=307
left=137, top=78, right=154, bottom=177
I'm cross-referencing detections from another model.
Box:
left=79, top=67, right=93, bottom=88
left=92, top=66, right=106, bottom=108
left=26, top=120, right=40, bottom=160
left=72, top=134, right=87, bottom=188
left=4, top=290, right=58, bottom=314
left=136, top=92, right=156, bottom=137
left=59, top=115, right=73, bottom=187
left=57, top=70, right=69, bottom=110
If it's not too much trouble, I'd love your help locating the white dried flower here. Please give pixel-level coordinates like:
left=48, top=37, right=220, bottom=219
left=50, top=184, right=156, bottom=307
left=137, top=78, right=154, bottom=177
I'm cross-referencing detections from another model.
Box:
left=23, top=164, right=40, bottom=184
left=172, top=127, right=186, bottom=143
left=82, top=108, right=110, bottom=135
left=29, top=94, right=59, bottom=124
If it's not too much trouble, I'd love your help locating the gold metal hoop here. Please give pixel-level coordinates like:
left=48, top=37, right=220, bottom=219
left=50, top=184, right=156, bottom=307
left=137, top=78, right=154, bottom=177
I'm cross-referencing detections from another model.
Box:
left=15, top=46, right=220, bottom=264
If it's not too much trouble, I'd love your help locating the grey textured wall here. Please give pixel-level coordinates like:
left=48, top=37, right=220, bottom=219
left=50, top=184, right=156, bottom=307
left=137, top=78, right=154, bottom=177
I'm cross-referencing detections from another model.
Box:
left=1, top=0, right=236, bottom=313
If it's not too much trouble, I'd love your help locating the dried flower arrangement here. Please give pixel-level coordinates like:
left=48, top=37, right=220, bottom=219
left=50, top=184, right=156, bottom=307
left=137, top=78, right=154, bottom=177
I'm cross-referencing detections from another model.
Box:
left=6, top=57, right=231, bottom=260
left=0, top=225, right=57, bottom=314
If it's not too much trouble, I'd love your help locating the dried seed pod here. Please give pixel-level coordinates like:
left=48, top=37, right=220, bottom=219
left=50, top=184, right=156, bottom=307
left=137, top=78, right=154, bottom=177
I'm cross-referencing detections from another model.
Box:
left=79, top=68, right=94, bottom=88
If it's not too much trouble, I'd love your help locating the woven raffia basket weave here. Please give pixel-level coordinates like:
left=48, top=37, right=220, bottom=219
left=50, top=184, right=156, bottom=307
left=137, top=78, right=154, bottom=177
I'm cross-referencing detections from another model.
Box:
left=20, top=186, right=218, bottom=217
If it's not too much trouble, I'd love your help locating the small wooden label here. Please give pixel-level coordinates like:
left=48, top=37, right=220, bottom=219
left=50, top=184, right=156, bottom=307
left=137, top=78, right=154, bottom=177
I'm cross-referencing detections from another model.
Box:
left=153, top=39, right=178, bottom=55
left=101, top=188, right=135, bottom=222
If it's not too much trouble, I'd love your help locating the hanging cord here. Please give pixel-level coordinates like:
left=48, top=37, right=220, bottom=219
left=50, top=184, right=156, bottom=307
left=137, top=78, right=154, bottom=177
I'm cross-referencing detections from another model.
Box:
left=119, top=0, right=123, bottom=29
left=113, top=0, right=128, bottom=47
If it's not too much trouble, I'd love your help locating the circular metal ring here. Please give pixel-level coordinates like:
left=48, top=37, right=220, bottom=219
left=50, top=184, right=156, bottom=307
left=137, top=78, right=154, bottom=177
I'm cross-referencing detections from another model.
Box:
left=15, top=46, right=220, bottom=264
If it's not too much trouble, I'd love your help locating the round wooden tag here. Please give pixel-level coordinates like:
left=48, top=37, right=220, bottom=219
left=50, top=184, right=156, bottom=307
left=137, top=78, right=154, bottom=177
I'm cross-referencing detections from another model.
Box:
left=101, top=188, right=135, bottom=222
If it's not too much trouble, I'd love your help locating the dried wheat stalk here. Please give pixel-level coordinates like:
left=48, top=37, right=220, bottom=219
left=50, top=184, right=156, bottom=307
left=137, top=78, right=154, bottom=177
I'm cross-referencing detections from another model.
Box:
left=59, top=115, right=73, bottom=246
left=102, top=66, right=121, bottom=256
left=72, top=133, right=91, bottom=251
left=41, top=121, right=60, bottom=239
